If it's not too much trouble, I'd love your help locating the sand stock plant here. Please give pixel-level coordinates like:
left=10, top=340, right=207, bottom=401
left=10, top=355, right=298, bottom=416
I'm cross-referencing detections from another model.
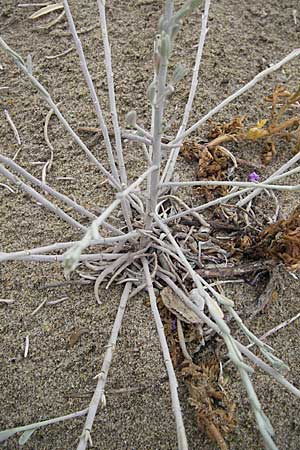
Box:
left=1, top=1, right=300, bottom=449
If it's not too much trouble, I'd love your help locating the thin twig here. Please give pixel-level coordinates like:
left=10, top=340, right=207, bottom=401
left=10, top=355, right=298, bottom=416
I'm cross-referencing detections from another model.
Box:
left=0, top=233, right=135, bottom=262
left=0, top=164, right=85, bottom=230
left=0, top=182, right=15, bottom=193
left=169, top=48, right=300, bottom=146
left=77, top=282, right=131, bottom=450
left=237, top=150, right=300, bottom=207
left=24, top=335, right=29, bottom=358
left=45, top=47, right=74, bottom=60
left=177, top=319, right=192, bottom=361
left=161, top=179, right=300, bottom=191
left=247, top=311, right=300, bottom=350
left=0, top=298, right=15, bottom=304
left=31, top=298, right=47, bottom=316
left=43, top=107, right=55, bottom=183
left=38, top=10, right=66, bottom=30
left=162, top=165, right=300, bottom=223
left=4, top=109, right=21, bottom=145
left=0, top=37, right=121, bottom=191
left=47, top=296, right=69, bottom=306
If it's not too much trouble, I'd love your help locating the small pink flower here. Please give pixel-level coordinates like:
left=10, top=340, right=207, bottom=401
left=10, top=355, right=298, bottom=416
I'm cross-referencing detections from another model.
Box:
left=248, top=172, right=260, bottom=182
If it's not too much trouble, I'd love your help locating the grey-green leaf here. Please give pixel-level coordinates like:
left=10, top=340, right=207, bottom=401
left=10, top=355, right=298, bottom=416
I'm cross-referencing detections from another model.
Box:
left=172, top=64, right=187, bottom=83
left=19, top=428, right=37, bottom=445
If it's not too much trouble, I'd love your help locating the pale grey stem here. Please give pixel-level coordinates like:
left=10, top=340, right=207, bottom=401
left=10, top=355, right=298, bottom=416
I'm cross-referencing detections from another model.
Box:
left=122, top=131, right=153, bottom=147
left=168, top=48, right=300, bottom=147
left=144, top=1, right=174, bottom=229
left=95, top=0, right=134, bottom=230
left=0, top=164, right=85, bottom=230
left=236, top=341, right=300, bottom=399
left=155, top=217, right=280, bottom=448
left=0, top=232, right=137, bottom=262
left=63, top=0, right=120, bottom=182
left=248, top=311, right=300, bottom=349
left=161, top=179, right=300, bottom=191
left=142, top=258, right=188, bottom=450
left=63, top=165, right=156, bottom=273
left=77, top=282, right=132, bottom=450
left=237, top=151, right=300, bottom=207
left=160, top=273, right=300, bottom=399
left=0, top=408, right=88, bottom=445
left=5, top=253, right=123, bottom=263
left=44, top=107, right=55, bottom=175
left=4, top=109, right=21, bottom=145
left=0, top=154, right=96, bottom=219
left=0, top=182, right=15, bottom=193
left=94, top=254, right=132, bottom=304
left=157, top=194, right=210, bottom=227
left=0, top=37, right=120, bottom=191
left=161, top=0, right=211, bottom=184
left=96, top=0, right=126, bottom=187
left=121, top=131, right=176, bottom=150
left=177, top=319, right=192, bottom=361
left=162, top=165, right=300, bottom=223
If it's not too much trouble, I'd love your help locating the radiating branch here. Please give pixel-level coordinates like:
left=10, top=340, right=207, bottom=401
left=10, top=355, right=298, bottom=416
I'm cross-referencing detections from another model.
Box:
left=0, top=37, right=120, bottom=191
left=168, top=48, right=300, bottom=147
left=63, top=0, right=120, bottom=183
left=142, top=257, right=188, bottom=450
left=0, top=163, right=85, bottom=230
left=162, top=0, right=211, bottom=184
left=77, top=282, right=132, bottom=450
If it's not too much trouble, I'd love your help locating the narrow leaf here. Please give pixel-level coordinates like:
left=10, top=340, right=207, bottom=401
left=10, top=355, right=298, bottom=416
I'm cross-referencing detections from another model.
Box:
left=29, top=3, right=63, bottom=20
left=19, top=428, right=36, bottom=445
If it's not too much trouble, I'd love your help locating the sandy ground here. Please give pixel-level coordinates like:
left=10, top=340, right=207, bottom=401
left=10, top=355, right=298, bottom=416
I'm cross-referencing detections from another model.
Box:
left=1, top=0, right=300, bottom=449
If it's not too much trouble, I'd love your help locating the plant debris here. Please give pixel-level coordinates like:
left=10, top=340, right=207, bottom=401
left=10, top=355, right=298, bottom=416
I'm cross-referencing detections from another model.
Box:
left=181, top=141, right=232, bottom=200
left=181, top=358, right=236, bottom=450
left=248, top=206, right=300, bottom=271
left=181, top=86, right=300, bottom=191
left=157, top=289, right=236, bottom=449
left=206, top=86, right=300, bottom=164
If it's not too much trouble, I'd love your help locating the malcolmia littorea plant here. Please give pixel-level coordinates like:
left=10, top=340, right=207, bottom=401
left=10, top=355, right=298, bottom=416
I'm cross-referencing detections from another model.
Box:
left=1, top=1, right=300, bottom=449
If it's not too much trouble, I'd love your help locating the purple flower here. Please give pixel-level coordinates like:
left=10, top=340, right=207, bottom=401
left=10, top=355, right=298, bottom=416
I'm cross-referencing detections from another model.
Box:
left=171, top=318, right=177, bottom=332
left=248, top=172, right=260, bottom=182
